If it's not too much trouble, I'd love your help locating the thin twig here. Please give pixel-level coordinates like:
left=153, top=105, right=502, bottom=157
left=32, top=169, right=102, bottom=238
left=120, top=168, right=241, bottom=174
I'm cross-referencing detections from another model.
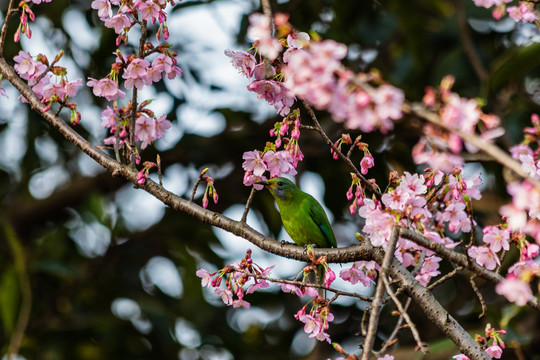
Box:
left=241, top=187, right=257, bottom=223
left=470, top=274, right=486, bottom=318
left=425, top=174, right=447, bottom=205
left=301, top=100, right=382, bottom=200
left=128, top=20, right=148, bottom=166
left=362, top=225, right=400, bottom=360
left=0, top=0, right=17, bottom=57
left=377, top=297, right=412, bottom=354
left=234, top=268, right=374, bottom=302
left=190, top=168, right=209, bottom=202
left=455, top=0, right=488, bottom=82
left=259, top=0, right=275, bottom=79
left=157, top=154, right=163, bottom=186
left=382, top=276, right=429, bottom=354
left=427, top=266, right=464, bottom=291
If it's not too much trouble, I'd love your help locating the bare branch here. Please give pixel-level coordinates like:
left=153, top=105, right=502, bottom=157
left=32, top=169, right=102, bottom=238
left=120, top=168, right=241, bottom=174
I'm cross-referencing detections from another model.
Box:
left=362, top=225, right=400, bottom=360
left=301, top=100, right=382, bottom=200
left=382, top=276, right=429, bottom=354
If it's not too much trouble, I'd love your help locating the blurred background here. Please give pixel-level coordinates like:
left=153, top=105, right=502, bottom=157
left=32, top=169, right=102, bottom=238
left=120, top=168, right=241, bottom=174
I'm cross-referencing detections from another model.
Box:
left=0, top=0, right=539, bottom=359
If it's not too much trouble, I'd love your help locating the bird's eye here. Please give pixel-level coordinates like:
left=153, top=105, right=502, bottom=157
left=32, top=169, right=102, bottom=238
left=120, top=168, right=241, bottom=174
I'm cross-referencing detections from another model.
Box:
left=277, top=181, right=284, bottom=187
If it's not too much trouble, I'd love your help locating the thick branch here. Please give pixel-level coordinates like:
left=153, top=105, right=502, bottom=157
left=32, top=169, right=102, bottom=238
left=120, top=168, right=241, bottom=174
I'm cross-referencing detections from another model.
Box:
left=0, top=57, right=374, bottom=264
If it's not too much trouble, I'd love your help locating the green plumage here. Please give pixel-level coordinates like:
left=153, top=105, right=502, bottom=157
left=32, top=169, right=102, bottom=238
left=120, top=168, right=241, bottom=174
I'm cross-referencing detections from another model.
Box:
left=260, top=177, right=337, bottom=248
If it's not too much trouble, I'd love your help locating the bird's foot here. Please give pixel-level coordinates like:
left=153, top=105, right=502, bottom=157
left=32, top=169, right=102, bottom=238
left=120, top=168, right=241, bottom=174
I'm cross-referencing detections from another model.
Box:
left=280, top=240, right=294, bottom=247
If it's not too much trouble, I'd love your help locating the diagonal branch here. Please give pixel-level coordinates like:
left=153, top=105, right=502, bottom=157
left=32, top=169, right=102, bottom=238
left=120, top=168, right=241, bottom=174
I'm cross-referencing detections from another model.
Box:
left=403, top=102, right=540, bottom=190
left=399, top=227, right=540, bottom=310
left=301, top=100, right=382, bottom=200
left=0, top=56, right=375, bottom=264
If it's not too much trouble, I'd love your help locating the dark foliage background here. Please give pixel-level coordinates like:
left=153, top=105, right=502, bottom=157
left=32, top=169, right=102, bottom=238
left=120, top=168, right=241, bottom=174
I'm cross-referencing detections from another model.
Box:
left=1, top=0, right=539, bottom=359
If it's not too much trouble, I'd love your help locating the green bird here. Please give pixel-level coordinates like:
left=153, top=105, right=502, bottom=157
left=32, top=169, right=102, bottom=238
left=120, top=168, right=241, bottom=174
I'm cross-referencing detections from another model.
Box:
left=259, top=177, right=337, bottom=249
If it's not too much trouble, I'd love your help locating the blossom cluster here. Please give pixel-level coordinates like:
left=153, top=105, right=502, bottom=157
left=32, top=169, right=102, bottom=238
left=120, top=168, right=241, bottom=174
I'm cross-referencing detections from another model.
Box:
left=197, top=248, right=339, bottom=343
left=196, top=250, right=274, bottom=310
left=472, top=0, right=538, bottom=23
left=494, top=234, right=539, bottom=305
left=355, top=170, right=489, bottom=286
left=283, top=40, right=404, bottom=134
left=14, top=50, right=82, bottom=124
left=500, top=114, right=540, bottom=237
left=92, top=0, right=174, bottom=44
left=414, top=75, right=504, bottom=173
left=294, top=299, right=334, bottom=343
left=224, top=17, right=297, bottom=117
left=453, top=323, right=506, bottom=359
left=339, top=260, right=379, bottom=287
left=87, top=1, right=181, bottom=166
left=242, top=111, right=303, bottom=188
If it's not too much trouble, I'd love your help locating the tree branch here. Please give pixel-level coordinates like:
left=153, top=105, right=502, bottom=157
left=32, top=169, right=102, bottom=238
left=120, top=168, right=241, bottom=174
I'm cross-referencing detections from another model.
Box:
left=362, top=225, right=400, bottom=360
left=370, top=243, right=491, bottom=360
left=403, top=102, right=540, bottom=190
left=399, top=227, right=540, bottom=310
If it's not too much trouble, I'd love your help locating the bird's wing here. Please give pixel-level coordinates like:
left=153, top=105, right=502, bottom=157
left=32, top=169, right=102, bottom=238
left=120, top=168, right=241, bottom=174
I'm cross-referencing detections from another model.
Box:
left=307, top=200, right=337, bottom=248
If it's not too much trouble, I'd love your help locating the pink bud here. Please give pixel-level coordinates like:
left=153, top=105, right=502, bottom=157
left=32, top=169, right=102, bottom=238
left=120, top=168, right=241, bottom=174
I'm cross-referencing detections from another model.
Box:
left=346, top=187, right=354, bottom=200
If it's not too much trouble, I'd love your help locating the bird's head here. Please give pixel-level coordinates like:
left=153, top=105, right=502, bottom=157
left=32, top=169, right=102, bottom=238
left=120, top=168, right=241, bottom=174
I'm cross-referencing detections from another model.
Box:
left=257, top=177, right=298, bottom=201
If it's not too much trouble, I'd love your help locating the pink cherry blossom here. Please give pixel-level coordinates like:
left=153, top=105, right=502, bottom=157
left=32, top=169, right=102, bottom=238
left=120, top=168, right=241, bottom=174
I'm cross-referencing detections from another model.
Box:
left=438, top=201, right=471, bottom=233
left=195, top=269, right=213, bottom=287
left=287, top=31, right=310, bottom=49
left=324, top=267, right=336, bottom=288
left=486, top=345, right=503, bottom=359
left=372, top=84, right=405, bottom=124
left=154, top=114, right=172, bottom=139
left=495, top=275, right=532, bottom=306
left=507, top=2, right=537, bottom=23
left=242, top=150, right=267, bottom=176
left=42, top=82, right=67, bottom=100
left=360, top=153, right=374, bottom=175
left=452, top=355, right=470, bottom=360
left=468, top=245, right=500, bottom=270
left=104, top=13, right=131, bottom=34
left=135, top=115, right=156, bottom=149
left=136, top=0, right=160, bottom=23
left=224, top=49, right=257, bottom=78
left=415, top=256, right=441, bottom=286
left=247, top=13, right=282, bottom=60
left=13, top=51, right=38, bottom=78
left=243, top=172, right=267, bottom=190
left=214, top=288, right=233, bottom=306
left=87, top=77, right=126, bottom=101
left=473, top=0, right=511, bottom=8
left=91, top=0, right=112, bottom=20
left=279, top=283, right=304, bottom=297
left=152, top=54, right=173, bottom=74
left=358, top=199, right=395, bottom=247
left=263, top=150, right=297, bottom=177
left=101, top=106, right=116, bottom=128
left=63, top=79, right=82, bottom=98
left=482, top=226, right=510, bottom=253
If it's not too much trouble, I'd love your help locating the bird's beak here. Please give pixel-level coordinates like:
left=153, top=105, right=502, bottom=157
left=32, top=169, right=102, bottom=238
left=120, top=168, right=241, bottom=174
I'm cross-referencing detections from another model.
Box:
left=255, top=180, right=268, bottom=186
